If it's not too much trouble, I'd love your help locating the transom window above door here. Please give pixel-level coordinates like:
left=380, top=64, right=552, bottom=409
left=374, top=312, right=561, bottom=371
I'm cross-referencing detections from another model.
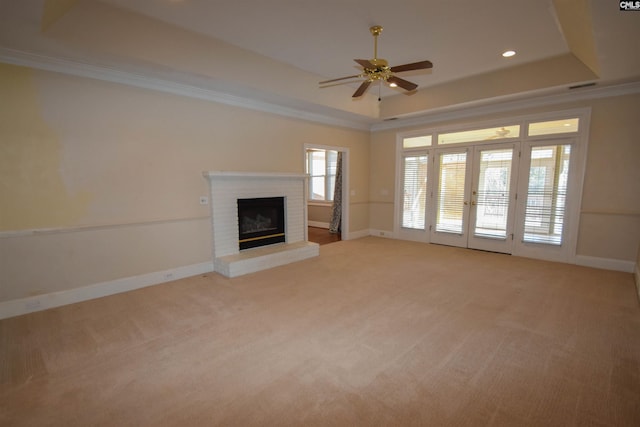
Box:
left=400, top=116, right=582, bottom=150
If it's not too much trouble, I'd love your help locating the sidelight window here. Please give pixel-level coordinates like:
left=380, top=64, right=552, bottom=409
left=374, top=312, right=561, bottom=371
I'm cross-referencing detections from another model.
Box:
left=523, top=145, right=571, bottom=245
left=401, top=154, right=429, bottom=229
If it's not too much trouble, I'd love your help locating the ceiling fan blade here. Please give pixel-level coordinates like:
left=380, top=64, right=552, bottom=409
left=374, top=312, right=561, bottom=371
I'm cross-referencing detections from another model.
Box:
left=390, top=60, right=433, bottom=73
left=319, top=74, right=362, bottom=84
left=352, top=80, right=372, bottom=97
left=355, top=59, right=375, bottom=69
left=387, top=76, right=418, bottom=91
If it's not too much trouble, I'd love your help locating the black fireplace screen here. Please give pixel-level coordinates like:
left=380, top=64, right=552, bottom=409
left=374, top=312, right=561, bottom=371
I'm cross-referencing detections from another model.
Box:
left=237, top=197, right=285, bottom=250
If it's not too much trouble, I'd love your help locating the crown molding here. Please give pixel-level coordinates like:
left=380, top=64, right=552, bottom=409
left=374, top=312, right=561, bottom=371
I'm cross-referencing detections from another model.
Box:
left=2, top=47, right=639, bottom=134
left=370, top=81, right=640, bottom=131
left=0, top=47, right=372, bottom=131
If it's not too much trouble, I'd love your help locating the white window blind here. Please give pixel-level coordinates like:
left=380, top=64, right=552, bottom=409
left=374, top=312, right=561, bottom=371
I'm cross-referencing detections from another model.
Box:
left=474, top=148, right=513, bottom=239
left=436, top=152, right=467, bottom=234
left=402, top=155, right=428, bottom=229
left=523, top=145, right=571, bottom=245
left=306, top=149, right=337, bottom=201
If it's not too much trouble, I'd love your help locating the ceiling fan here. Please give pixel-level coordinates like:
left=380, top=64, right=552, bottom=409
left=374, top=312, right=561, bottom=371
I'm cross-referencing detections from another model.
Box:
left=319, top=25, right=433, bottom=98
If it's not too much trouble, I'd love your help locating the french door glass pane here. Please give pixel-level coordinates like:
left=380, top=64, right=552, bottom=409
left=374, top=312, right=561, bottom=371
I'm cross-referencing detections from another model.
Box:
left=474, top=148, right=513, bottom=239
left=436, top=152, right=467, bottom=234
left=524, top=145, right=571, bottom=245
left=402, top=155, right=428, bottom=229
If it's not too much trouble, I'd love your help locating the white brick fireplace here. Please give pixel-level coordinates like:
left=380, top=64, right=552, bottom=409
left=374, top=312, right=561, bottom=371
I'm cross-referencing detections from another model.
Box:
left=203, top=171, right=319, bottom=277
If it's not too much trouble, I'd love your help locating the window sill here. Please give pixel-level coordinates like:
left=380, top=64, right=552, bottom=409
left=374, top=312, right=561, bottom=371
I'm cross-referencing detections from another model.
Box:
left=308, top=201, right=333, bottom=207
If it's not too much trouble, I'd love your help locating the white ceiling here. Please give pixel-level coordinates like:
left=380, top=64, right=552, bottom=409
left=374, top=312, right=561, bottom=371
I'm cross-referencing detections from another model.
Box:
left=1, top=0, right=639, bottom=127
left=102, top=0, right=569, bottom=89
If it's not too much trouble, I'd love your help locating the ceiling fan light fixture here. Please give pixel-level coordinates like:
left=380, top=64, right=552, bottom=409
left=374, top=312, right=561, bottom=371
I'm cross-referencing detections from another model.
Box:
left=502, top=50, right=516, bottom=58
left=319, top=25, right=433, bottom=98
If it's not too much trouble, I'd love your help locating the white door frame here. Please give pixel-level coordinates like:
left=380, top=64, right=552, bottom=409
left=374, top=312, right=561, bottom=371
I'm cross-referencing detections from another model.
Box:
left=303, top=143, right=350, bottom=240
left=394, top=107, right=591, bottom=263
left=467, top=142, right=520, bottom=254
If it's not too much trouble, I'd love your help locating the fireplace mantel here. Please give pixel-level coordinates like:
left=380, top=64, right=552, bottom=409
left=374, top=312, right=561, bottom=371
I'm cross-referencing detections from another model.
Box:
left=204, top=171, right=319, bottom=277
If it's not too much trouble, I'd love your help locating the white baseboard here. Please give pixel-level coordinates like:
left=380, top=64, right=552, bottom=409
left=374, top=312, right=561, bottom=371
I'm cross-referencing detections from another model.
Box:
left=2, top=250, right=634, bottom=320
left=344, top=229, right=394, bottom=240
left=346, top=228, right=372, bottom=240
left=573, top=255, right=635, bottom=273
left=0, top=261, right=214, bottom=320
left=369, top=229, right=395, bottom=239
left=308, top=221, right=330, bottom=229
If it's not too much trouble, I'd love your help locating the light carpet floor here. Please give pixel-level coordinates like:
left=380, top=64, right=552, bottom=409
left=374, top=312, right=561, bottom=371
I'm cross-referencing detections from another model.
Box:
left=1, top=237, right=639, bottom=426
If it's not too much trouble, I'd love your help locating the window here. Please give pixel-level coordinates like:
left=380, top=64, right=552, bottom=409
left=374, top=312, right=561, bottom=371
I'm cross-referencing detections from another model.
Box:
left=474, top=148, right=514, bottom=239
left=435, top=152, right=467, bottom=234
left=402, top=154, right=428, bottom=229
left=528, top=118, right=579, bottom=136
left=403, top=135, right=432, bottom=149
left=396, top=109, right=588, bottom=262
left=438, top=125, right=520, bottom=145
left=523, top=144, right=571, bottom=245
left=306, top=149, right=338, bottom=201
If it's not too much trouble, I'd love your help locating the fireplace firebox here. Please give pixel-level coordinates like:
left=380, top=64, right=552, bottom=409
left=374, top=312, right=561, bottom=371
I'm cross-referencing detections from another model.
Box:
left=237, top=197, right=285, bottom=250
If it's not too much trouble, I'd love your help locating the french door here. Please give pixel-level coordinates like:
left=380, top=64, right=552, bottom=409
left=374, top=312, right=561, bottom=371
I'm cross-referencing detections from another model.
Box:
left=430, top=143, right=519, bottom=253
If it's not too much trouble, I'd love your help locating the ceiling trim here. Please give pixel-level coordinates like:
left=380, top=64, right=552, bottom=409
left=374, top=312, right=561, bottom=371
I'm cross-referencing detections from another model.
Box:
left=0, top=47, right=372, bottom=131
left=1, top=47, right=638, bottom=135
left=370, top=81, right=640, bottom=132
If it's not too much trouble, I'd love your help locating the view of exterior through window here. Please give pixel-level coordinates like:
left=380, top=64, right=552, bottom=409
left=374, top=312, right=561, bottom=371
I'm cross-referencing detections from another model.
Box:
left=402, top=155, right=428, bottom=229
left=306, top=149, right=338, bottom=201
left=523, top=145, right=571, bottom=245
left=435, top=152, right=467, bottom=234
left=474, top=148, right=513, bottom=239
left=397, top=113, right=583, bottom=257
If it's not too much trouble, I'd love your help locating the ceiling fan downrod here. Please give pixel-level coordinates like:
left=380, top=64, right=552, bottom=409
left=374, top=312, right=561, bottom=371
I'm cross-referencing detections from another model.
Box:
left=370, top=25, right=383, bottom=61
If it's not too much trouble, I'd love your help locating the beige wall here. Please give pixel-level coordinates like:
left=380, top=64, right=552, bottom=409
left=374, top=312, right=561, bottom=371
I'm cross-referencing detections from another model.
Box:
left=0, top=63, right=369, bottom=302
left=1, top=60, right=638, bottom=305
left=308, top=204, right=332, bottom=225
left=369, top=93, right=640, bottom=263
left=576, top=95, right=640, bottom=261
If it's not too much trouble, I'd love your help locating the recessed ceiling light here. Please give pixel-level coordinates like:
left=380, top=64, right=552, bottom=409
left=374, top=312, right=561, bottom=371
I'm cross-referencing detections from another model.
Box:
left=502, top=50, right=516, bottom=58
left=389, top=82, right=398, bottom=88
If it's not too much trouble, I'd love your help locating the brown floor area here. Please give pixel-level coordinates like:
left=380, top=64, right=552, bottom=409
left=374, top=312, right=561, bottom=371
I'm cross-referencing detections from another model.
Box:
left=308, top=226, right=341, bottom=245
left=1, top=237, right=639, bottom=426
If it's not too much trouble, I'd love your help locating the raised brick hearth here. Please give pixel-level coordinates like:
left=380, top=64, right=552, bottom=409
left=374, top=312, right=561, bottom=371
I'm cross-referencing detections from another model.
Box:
left=204, top=171, right=319, bottom=277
